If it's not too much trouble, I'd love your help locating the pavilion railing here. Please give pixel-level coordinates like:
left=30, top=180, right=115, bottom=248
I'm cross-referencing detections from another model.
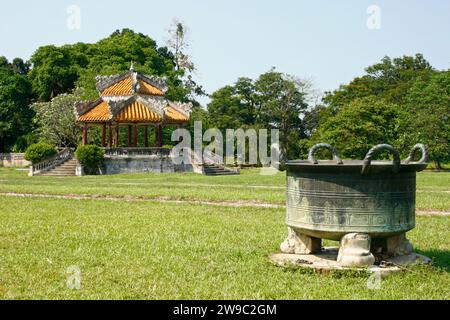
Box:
left=29, top=148, right=74, bottom=176
left=103, top=147, right=172, bottom=157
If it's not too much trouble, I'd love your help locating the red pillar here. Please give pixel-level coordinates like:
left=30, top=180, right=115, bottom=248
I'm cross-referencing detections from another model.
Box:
left=156, top=125, right=163, bottom=148
left=127, top=125, right=132, bottom=147
left=82, top=124, right=88, bottom=145
left=133, top=125, right=138, bottom=147
left=108, top=123, right=113, bottom=147
left=102, top=123, right=107, bottom=147
left=115, top=124, right=120, bottom=148
left=144, top=126, right=149, bottom=148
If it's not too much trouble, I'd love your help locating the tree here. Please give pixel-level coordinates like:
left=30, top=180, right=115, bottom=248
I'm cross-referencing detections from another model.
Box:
left=207, top=77, right=257, bottom=130
left=12, top=58, right=31, bottom=75
left=29, top=29, right=201, bottom=103
left=309, top=54, right=445, bottom=161
left=166, top=19, right=194, bottom=73
left=310, top=96, right=399, bottom=159
left=32, top=88, right=86, bottom=147
left=302, top=105, right=327, bottom=138
left=85, top=29, right=174, bottom=75
left=75, top=29, right=177, bottom=100
left=0, top=58, right=34, bottom=152
left=207, top=69, right=310, bottom=158
left=324, top=54, right=435, bottom=108
left=255, top=70, right=308, bottom=157
left=29, top=45, right=88, bottom=101
left=397, top=71, right=450, bottom=169
left=165, top=20, right=205, bottom=101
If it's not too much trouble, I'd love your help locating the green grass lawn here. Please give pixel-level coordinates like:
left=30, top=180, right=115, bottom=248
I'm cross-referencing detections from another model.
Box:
left=0, top=168, right=449, bottom=299
left=0, top=168, right=449, bottom=211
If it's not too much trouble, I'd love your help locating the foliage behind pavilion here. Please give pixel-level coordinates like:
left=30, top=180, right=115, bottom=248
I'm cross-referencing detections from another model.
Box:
left=74, top=65, right=192, bottom=148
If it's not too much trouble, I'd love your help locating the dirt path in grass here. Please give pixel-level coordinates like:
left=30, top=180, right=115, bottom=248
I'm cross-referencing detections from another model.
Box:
left=1, top=192, right=449, bottom=216
left=0, top=192, right=284, bottom=209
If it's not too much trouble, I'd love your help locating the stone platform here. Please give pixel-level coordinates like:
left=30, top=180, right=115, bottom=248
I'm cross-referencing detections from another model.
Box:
left=270, top=247, right=432, bottom=275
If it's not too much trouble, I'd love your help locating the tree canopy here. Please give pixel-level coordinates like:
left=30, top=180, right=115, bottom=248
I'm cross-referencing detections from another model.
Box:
left=0, top=58, right=34, bottom=152
left=208, top=77, right=257, bottom=130
left=32, top=88, right=86, bottom=148
left=323, top=54, right=435, bottom=108
left=207, top=69, right=309, bottom=158
left=29, top=44, right=88, bottom=101
left=29, top=29, right=186, bottom=102
left=311, top=54, right=449, bottom=165
left=310, top=96, right=399, bottom=159
left=397, top=71, right=450, bottom=168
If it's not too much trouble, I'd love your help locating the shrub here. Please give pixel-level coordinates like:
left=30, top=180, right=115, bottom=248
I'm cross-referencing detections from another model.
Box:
left=75, top=145, right=104, bottom=174
left=24, top=143, right=57, bottom=164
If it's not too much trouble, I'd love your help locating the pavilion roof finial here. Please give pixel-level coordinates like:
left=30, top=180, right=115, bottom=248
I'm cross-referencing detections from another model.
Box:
left=130, top=61, right=135, bottom=72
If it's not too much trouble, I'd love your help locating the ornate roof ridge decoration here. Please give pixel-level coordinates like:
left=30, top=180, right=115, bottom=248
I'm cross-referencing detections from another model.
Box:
left=96, top=71, right=168, bottom=95
left=74, top=98, right=104, bottom=117
left=168, top=101, right=193, bottom=118
left=107, top=95, right=167, bottom=119
left=132, top=70, right=140, bottom=94
left=108, top=96, right=136, bottom=118
left=137, top=95, right=167, bottom=118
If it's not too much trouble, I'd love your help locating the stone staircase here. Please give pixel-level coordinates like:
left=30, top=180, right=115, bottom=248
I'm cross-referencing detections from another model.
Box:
left=203, top=164, right=239, bottom=176
left=38, top=159, right=78, bottom=176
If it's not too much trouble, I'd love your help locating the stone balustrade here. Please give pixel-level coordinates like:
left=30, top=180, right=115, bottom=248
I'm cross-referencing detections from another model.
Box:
left=0, top=153, right=30, bottom=167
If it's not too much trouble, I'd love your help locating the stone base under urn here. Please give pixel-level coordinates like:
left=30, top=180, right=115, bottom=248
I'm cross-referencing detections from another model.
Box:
left=272, top=227, right=431, bottom=274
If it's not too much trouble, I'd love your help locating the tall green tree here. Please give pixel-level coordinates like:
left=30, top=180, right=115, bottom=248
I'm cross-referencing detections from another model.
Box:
left=207, top=70, right=309, bottom=158
left=207, top=77, right=257, bottom=130
left=29, top=45, right=88, bottom=101
left=324, top=54, right=435, bottom=108
left=0, top=57, right=34, bottom=152
left=309, top=54, right=445, bottom=161
left=310, top=96, right=399, bottom=159
left=254, top=71, right=308, bottom=157
left=397, top=71, right=450, bottom=168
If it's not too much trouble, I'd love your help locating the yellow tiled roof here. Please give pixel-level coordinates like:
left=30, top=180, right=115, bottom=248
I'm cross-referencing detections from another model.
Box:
left=165, top=106, right=189, bottom=122
left=113, top=101, right=162, bottom=122
left=77, top=100, right=111, bottom=122
left=101, top=77, right=134, bottom=96
left=138, top=80, right=164, bottom=96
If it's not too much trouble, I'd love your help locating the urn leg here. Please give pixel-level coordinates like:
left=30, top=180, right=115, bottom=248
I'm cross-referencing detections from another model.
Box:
left=280, top=227, right=322, bottom=254
left=337, top=233, right=375, bottom=267
left=386, top=233, right=413, bottom=257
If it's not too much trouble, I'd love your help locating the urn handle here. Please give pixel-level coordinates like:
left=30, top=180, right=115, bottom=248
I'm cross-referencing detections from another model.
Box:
left=405, top=144, right=429, bottom=164
left=308, top=143, right=343, bottom=164
left=362, top=144, right=400, bottom=175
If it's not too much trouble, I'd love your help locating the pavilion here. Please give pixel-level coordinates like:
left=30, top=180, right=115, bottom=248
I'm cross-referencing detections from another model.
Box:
left=29, top=67, right=238, bottom=176
left=74, top=65, right=192, bottom=148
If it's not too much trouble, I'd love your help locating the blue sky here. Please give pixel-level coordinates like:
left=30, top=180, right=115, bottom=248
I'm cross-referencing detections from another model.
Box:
left=1, top=0, right=449, bottom=104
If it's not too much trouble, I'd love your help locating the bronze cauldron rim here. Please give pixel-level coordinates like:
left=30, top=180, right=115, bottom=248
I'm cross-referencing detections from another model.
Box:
left=285, top=143, right=429, bottom=174
left=286, top=160, right=428, bottom=174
